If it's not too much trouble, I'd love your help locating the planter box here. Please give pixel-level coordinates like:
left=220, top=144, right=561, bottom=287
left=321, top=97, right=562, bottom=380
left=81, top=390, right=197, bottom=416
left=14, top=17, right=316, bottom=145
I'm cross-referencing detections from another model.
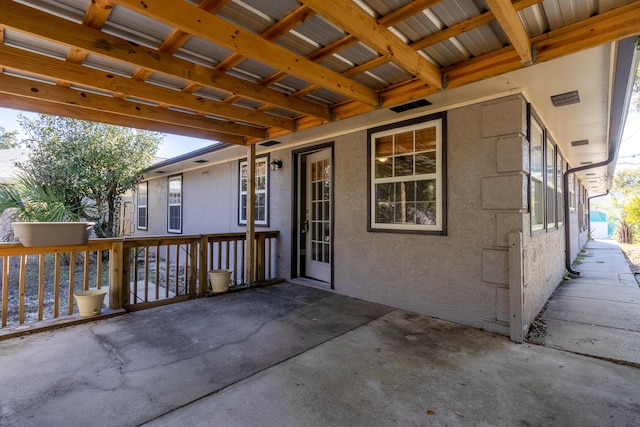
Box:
left=13, top=222, right=93, bottom=247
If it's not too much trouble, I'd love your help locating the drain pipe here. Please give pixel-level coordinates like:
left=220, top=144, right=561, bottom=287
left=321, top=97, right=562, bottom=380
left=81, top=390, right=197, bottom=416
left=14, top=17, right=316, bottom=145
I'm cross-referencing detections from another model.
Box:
left=563, top=156, right=615, bottom=275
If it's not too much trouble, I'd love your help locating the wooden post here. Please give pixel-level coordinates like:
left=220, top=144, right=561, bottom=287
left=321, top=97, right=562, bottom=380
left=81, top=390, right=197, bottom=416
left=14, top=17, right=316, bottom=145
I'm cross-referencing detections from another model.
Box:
left=189, top=240, right=198, bottom=297
left=199, top=235, right=208, bottom=296
left=245, top=144, right=256, bottom=284
left=110, top=240, right=124, bottom=310
left=257, top=232, right=266, bottom=282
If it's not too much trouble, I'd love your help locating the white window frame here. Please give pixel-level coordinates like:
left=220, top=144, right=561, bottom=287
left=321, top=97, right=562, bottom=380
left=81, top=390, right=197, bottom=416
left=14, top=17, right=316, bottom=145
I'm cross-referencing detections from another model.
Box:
left=137, top=181, right=148, bottom=230
left=167, top=175, right=182, bottom=234
left=369, top=114, right=445, bottom=233
left=557, top=153, right=565, bottom=227
left=546, top=138, right=557, bottom=230
left=568, top=173, right=576, bottom=211
left=530, top=115, right=545, bottom=232
left=238, top=157, right=269, bottom=226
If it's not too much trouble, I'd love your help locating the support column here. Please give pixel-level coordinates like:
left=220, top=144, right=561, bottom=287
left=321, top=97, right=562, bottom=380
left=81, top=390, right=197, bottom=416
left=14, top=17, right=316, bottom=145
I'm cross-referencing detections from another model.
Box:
left=509, top=231, right=524, bottom=343
left=245, top=144, right=256, bottom=284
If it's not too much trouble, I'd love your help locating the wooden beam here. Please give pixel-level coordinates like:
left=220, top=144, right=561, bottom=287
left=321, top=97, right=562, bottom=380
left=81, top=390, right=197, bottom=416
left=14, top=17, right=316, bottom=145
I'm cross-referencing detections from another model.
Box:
left=383, top=1, right=640, bottom=102
left=216, top=5, right=316, bottom=72
left=0, top=45, right=288, bottom=133
left=378, top=0, right=443, bottom=26
left=113, top=0, right=379, bottom=107
left=301, top=0, right=443, bottom=89
left=0, top=0, right=331, bottom=121
left=0, top=74, right=250, bottom=145
left=293, top=1, right=640, bottom=131
left=83, top=0, right=115, bottom=29
left=486, top=0, right=534, bottom=64
left=0, top=93, right=252, bottom=144
left=410, top=0, right=543, bottom=52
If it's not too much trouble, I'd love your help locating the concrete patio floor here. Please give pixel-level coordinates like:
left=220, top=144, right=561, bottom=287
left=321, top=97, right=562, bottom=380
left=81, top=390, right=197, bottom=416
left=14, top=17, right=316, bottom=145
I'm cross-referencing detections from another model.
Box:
left=1, top=282, right=639, bottom=426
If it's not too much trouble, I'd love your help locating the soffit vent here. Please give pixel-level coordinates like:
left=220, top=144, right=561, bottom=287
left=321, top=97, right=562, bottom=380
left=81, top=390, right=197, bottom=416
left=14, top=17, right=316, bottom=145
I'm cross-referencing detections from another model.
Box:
left=580, top=161, right=593, bottom=165
left=155, top=170, right=166, bottom=174
left=390, top=99, right=432, bottom=113
left=551, top=90, right=580, bottom=107
left=260, top=140, right=281, bottom=147
left=585, top=172, right=597, bottom=176
left=194, top=159, right=208, bottom=163
left=571, top=139, right=589, bottom=147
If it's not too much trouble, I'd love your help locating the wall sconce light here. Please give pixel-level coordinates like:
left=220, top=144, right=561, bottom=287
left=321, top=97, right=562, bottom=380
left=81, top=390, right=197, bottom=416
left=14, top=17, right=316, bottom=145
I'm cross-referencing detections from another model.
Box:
left=270, top=159, right=283, bottom=171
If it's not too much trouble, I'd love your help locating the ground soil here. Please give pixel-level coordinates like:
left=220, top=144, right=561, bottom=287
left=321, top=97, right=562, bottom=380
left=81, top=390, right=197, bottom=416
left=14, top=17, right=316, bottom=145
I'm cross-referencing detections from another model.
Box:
left=619, top=243, right=640, bottom=274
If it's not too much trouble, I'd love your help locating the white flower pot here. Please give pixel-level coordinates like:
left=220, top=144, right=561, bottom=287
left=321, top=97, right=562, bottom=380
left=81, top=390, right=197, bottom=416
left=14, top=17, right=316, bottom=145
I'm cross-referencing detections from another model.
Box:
left=74, top=289, right=107, bottom=317
left=208, top=269, right=232, bottom=293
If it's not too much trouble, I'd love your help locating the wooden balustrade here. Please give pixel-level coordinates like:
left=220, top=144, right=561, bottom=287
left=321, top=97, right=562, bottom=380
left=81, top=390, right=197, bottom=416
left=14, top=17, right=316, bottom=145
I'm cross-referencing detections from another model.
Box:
left=0, top=231, right=278, bottom=331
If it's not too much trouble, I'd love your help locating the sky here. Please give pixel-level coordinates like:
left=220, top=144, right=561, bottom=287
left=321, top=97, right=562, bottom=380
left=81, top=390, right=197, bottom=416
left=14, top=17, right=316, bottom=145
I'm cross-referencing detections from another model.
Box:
left=0, top=107, right=215, bottom=159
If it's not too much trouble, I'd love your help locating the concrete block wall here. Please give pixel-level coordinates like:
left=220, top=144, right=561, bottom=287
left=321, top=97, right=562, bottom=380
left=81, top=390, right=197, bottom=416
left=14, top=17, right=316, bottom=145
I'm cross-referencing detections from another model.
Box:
left=333, top=94, right=530, bottom=335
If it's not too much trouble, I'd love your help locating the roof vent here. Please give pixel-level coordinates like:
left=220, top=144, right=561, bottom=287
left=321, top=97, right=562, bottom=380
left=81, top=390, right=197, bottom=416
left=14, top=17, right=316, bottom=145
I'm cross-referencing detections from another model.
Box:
left=194, top=159, right=208, bottom=163
left=571, top=139, right=589, bottom=147
left=390, top=99, right=432, bottom=113
left=260, top=140, right=281, bottom=147
left=551, top=91, right=580, bottom=107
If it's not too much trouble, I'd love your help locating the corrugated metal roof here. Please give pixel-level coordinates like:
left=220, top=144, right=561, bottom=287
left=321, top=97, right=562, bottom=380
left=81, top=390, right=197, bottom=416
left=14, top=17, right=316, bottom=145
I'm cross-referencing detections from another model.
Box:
left=1, top=0, right=638, bottom=193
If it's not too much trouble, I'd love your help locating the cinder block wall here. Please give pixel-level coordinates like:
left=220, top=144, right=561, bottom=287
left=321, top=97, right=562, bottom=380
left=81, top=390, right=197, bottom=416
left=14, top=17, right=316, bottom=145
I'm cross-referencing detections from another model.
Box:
left=333, top=94, right=530, bottom=335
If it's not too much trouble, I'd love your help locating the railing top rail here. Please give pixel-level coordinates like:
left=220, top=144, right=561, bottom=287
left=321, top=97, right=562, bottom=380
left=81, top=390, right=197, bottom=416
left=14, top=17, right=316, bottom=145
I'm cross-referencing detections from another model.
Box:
left=0, top=231, right=279, bottom=255
left=0, top=240, right=114, bottom=256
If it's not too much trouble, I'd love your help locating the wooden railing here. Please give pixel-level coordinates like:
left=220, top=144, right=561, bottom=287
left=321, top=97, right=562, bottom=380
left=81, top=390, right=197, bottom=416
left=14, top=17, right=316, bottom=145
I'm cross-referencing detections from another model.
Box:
left=0, top=231, right=278, bottom=330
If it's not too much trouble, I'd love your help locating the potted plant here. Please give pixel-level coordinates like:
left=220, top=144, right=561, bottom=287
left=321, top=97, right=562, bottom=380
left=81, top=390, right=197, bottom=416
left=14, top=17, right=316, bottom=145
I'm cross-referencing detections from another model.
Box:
left=0, top=173, right=94, bottom=246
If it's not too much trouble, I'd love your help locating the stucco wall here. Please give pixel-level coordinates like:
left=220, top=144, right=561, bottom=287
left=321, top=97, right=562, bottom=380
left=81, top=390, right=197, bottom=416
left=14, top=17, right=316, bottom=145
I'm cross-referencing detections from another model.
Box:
left=331, top=95, right=530, bottom=334
left=134, top=94, right=579, bottom=337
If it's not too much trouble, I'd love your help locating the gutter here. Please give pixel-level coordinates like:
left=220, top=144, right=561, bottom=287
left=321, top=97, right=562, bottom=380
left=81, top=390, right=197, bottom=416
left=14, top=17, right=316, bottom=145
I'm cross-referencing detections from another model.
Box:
left=563, top=36, right=639, bottom=275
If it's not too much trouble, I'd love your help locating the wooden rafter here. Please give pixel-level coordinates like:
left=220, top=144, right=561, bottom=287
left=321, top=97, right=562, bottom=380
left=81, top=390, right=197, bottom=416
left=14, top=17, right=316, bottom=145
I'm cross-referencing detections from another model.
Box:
left=486, top=0, right=534, bottom=64
left=301, top=0, right=443, bottom=88
left=114, top=0, right=380, bottom=107
left=285, top=1, right=640, bottom=135
left=0, top=47, right=292, bottom=131
left=0, top=93, right=246, bottom=144
left=0, top=0, right=331, bottom=122
left=0, top=0, right=636, bottom=147
left=0, top=73, right=254, bottom=145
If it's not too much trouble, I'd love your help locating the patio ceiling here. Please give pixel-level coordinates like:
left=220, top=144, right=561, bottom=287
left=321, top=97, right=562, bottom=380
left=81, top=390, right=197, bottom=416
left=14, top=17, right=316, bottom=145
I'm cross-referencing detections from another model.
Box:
left=0, top=0, right=639, bottom=191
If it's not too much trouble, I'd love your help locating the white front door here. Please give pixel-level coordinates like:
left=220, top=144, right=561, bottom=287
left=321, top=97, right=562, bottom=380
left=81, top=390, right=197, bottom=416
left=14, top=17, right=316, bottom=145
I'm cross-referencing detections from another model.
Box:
left=304, top=149, right=332, bottom=283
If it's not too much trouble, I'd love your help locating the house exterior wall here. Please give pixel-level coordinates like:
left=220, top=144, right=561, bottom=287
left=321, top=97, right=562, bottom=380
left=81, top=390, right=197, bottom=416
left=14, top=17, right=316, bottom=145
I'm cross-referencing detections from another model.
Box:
left=136, top=93, right=583, bottom=337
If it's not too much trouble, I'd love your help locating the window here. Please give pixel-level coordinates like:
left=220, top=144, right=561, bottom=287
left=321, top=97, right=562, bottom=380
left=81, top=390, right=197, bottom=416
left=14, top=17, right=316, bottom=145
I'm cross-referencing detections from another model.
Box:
left=568, top=173, right=576, bottom=210
left=168, top=175, right=182, bottom=233
left=557, top=153, right=565, bottom=226
left=239, top=157, right=268, bottom=226
left=546, top=138, right=556, bottom=229
left=137, top=182, right=148, bottom=230
left=368, top=113, right=446, bottom=233
left=530, top=115, right=545, bottom=231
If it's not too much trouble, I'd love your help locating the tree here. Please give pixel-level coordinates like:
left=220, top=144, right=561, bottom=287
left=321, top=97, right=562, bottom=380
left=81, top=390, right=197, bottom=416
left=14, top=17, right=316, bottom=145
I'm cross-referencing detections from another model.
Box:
left=610, top=168, right=640, bottom=243
left=9, top=114, right=163, bottom=237
left=0, top=126, right=20, bottom=149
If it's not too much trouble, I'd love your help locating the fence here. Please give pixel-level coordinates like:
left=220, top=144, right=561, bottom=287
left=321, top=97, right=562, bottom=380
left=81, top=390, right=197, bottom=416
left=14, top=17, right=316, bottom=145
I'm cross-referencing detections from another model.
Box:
left=0, top=231, right=278, bottom=330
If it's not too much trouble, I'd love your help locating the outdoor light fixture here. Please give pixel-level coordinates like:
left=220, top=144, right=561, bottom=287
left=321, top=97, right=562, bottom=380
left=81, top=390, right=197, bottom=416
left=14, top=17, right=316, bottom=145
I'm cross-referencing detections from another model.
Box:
left=270, top=159, right=283, bottom=170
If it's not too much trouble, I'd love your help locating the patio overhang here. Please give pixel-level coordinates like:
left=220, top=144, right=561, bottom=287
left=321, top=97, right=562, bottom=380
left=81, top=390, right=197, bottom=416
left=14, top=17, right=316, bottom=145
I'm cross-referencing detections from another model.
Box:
left=0, top=0, right=639, bottom=194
